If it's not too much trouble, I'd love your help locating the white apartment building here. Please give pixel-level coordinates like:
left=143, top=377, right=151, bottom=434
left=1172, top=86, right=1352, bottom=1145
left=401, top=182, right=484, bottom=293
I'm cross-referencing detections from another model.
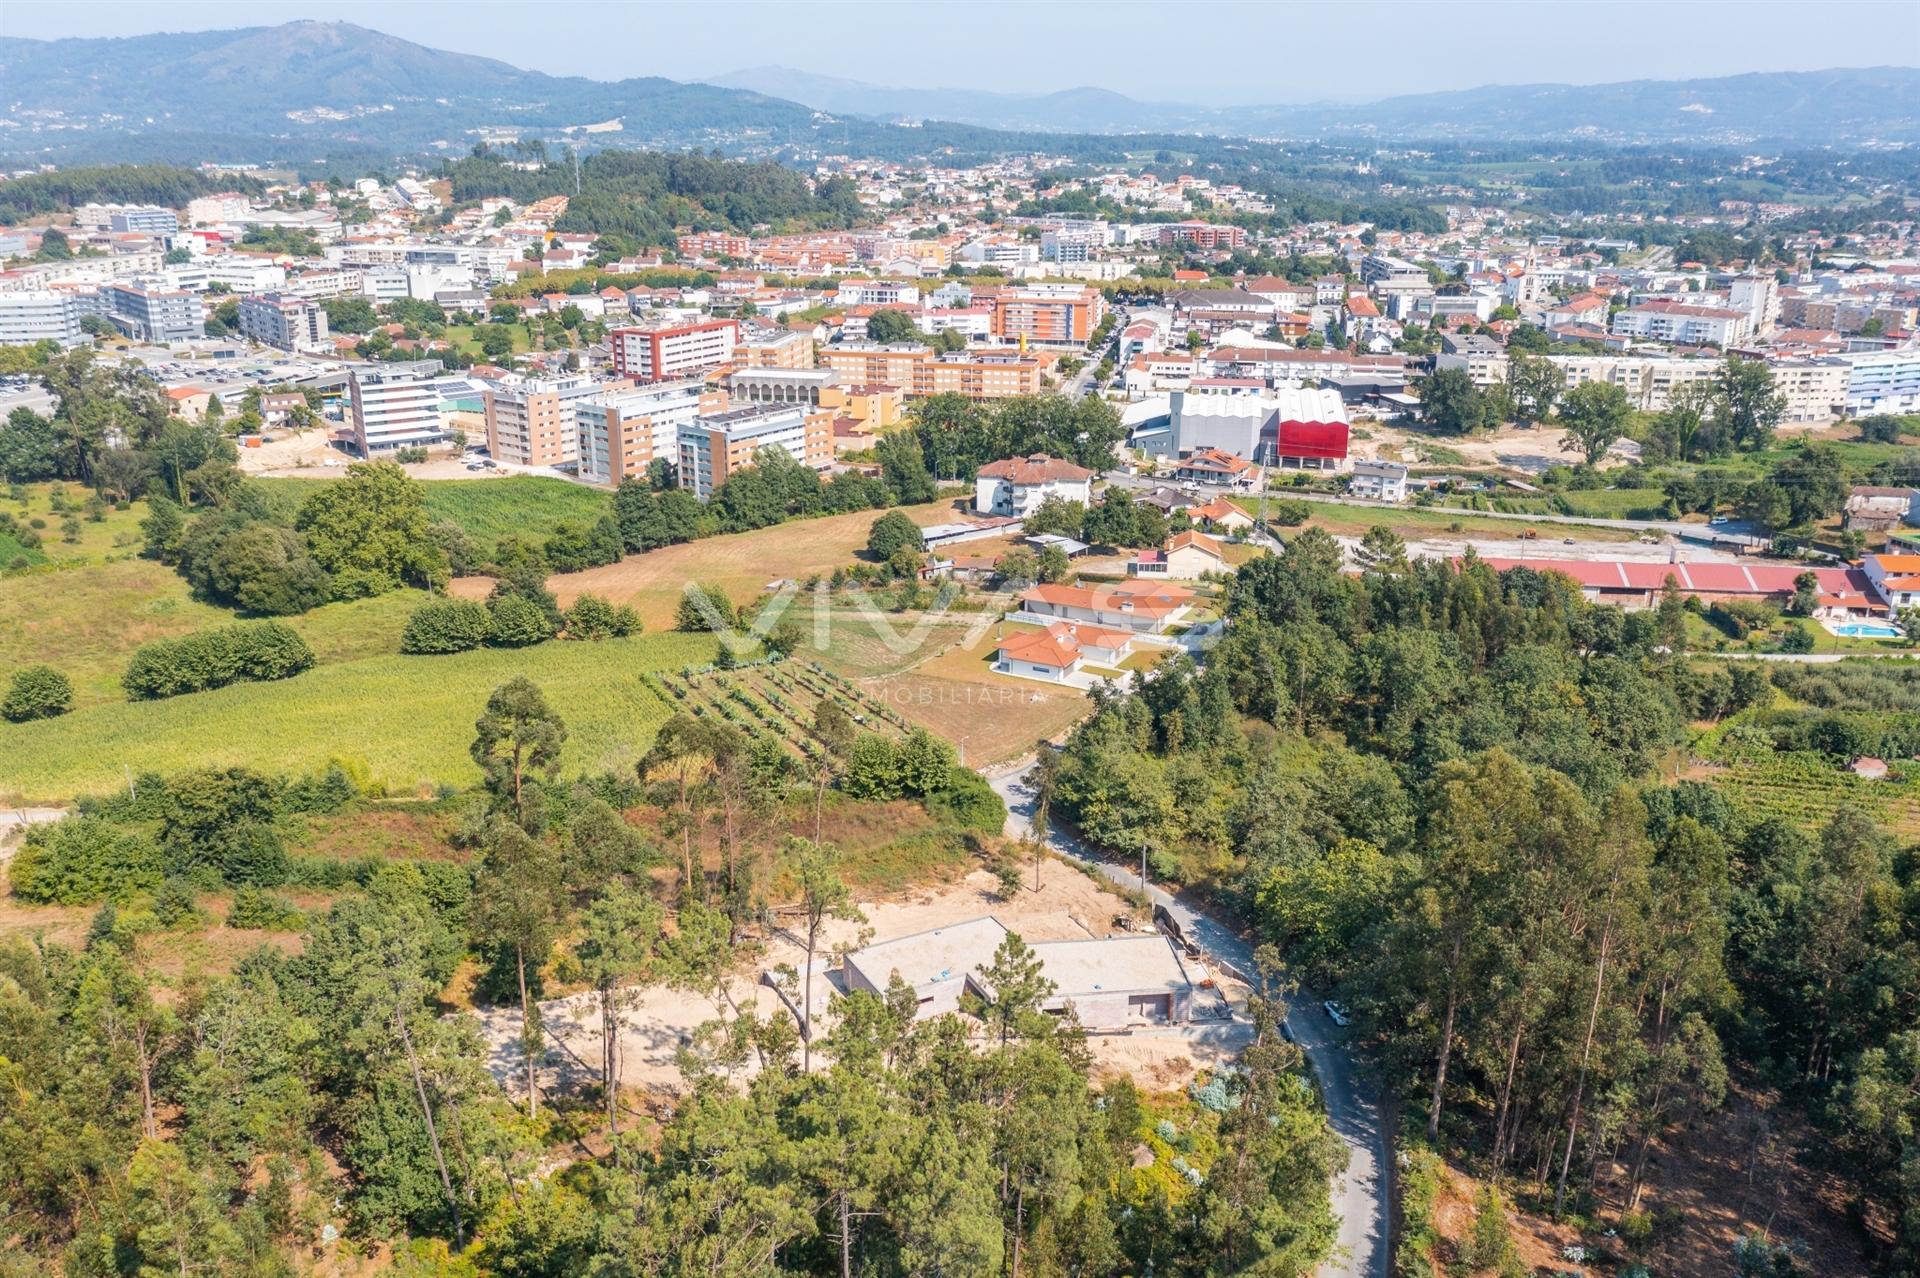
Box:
left=161, top=257, right=288, bottom=294
left=1610, top=301, right=1752, bottom=348
left=237, top=293, right=330, bottom=353
left=1842, top=349, right=1920, bottom=416
left=348, top=366, right=444, bottom=455
left=1041, top=227, right=1104, bottom=263
left=1768, top=358, right=1849, bottom=422
left=834, top=280, right=921, bottom=308
left=575, top=380, right=712, bottom=486
left=1548, top=354, right=1721, bottom=413
left=101, top=282, right=204, bottom=343
left=185, top=194, right=253, bottom=227
left=360, top=265, right=411, bottom=302
left=280, top=268, right=366, bottom=300
left=1728, top=275, right=1781, bottom=335
left=0, top=291, right=86, bottom=346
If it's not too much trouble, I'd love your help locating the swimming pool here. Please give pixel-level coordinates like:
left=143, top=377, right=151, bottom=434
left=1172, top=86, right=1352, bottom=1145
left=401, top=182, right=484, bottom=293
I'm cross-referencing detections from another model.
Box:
left=1829, top=621, right=1903, bottom=639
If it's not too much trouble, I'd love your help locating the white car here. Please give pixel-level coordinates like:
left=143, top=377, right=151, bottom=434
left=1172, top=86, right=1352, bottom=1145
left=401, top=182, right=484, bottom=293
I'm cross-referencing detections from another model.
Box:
left=1322, top=1000, right=1351, bottom=1027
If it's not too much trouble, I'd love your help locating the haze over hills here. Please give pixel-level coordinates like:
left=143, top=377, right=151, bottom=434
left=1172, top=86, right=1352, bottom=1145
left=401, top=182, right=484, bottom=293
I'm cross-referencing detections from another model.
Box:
left=711, top=64, right=1920, bottom=145
left=0, top=20, right=1913, bottom=169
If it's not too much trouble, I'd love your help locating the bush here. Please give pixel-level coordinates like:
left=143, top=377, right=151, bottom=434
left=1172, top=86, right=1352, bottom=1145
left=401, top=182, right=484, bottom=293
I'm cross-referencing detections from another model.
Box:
left=9, top=817, right=166, bottom=904
left=227, top=886, right=305, bottom=931
left=1267, top=499, right=1311, bottom=526
left=927, top=765, right=1007, bottom=833
left=123, top=622, right=315, bottom=700
left=401, top=598, right=493, bottom=654
left=486, top=593, right=555, bottom=647
left=2, top=664, right=73, bottom=721
left=676, top=582, right=737, bottom=633
left=217, top=822, right=292, bottom=887
left=866, top=509, right=922, bottom=560
left=152, top=877, right=205, bottom=929
left=563, top=592, right=640, bottom=640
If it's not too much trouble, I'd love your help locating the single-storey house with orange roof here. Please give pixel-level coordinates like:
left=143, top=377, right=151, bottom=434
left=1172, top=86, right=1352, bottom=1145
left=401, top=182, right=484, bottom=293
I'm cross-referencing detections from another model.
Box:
left=1188, top=496, right=1254, bottom=532
left=1129, top=530, right=1227, bottom=580
left=1019, top=580, right=1195, bottom=634
left=994, top=621, right=1137, bottom=681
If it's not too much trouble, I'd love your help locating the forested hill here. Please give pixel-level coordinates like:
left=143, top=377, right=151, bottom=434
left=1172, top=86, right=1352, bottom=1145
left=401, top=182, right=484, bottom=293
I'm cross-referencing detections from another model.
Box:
left=2, top=21, right=1913, bottom=168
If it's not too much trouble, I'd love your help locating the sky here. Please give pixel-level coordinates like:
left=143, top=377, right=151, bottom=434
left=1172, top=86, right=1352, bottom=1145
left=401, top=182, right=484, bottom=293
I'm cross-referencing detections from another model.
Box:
left=7, top=0, right=1917, bottom=105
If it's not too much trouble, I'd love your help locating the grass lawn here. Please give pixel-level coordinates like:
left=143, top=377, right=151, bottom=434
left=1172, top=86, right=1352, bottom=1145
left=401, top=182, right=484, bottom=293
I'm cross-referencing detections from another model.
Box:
left=0, top=631, right=717, bottom=804
left=442, top=323, right=533, bottom=358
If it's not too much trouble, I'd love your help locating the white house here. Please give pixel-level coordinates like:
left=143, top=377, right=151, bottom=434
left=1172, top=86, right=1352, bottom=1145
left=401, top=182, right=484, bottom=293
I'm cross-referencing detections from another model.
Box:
left=1348, top=460, right=1410, bottom=503
left=839, top=916, right=1197, bottom=1026
left=1019, top=580, right=1194, bottom=634
left=974, top=453, right=1095, bottom=517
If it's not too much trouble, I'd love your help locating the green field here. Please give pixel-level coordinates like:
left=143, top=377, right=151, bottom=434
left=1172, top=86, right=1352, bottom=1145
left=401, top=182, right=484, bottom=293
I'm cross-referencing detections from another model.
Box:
left=253, top=474, right=613, bottom=543
left=442, top=323, right=533, bottom=358
left=0, top=631, right=718, bottom=804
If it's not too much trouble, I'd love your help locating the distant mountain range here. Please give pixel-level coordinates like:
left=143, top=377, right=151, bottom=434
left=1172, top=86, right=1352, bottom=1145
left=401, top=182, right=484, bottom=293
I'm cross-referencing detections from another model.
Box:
left=709, top=65, right=1920, bottom=145
left=0, top=21, right=1912, bottom=170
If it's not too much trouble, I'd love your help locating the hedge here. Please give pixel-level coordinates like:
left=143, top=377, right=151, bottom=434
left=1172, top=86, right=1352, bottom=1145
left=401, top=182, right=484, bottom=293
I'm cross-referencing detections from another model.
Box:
left=123, top=622, right=315, bottom=701
left=401, top=598, right=493, bottom=654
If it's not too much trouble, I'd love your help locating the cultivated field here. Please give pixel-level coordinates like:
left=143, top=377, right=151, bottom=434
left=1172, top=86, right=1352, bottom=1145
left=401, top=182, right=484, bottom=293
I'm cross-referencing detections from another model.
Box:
left=0, top=631, right=716, bottom=803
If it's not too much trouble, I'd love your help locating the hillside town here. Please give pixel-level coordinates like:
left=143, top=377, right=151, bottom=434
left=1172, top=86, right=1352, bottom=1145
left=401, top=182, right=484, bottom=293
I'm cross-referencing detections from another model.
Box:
left=2, top=11, right=1919, bottom=1278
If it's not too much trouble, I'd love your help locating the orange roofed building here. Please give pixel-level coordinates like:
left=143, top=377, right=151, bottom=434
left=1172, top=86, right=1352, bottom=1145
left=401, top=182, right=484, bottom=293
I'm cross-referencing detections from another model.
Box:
left=1018, top=579, right=1196, bottom=634
left=995, top=621, right=1137, bottom=682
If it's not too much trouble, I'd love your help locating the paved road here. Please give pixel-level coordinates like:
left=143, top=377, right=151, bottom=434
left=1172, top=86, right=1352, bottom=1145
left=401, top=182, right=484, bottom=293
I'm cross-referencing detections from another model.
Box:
left=989, top=763, right=1389, bottom=1278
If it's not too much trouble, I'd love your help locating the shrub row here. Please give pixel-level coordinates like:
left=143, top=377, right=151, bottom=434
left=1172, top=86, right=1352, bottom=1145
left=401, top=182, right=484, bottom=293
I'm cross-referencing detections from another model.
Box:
left=400, top=593, right=640, bottom=655
left=123, top=622, right=314, bottom=700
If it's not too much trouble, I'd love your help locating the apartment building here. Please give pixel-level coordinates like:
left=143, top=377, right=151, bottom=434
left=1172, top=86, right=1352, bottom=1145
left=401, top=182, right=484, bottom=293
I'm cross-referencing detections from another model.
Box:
left=678, top=404, right=833, bottom=500
left=983, top=285, right=1105, bottom=345
left=1547, top=354, right=1721, bottom=412
left=1841, top=349, right=1920, bottom=416
left=834, top=280, right=921, bottom=307
left=678, top=232, right=752, bottom=259
left=1360, top=254, right=1430, bottom=288
left=101, top=282, right=205, bottom=343
left=818, top=343, right=1045, bottom=399
left=608, top=318, right=740, bottom=382
left=1768, top=358, right=1849, bottom=422
left=348, top=366, right=443, bottom=455
left=0, top=291, right=86, bottom=346
left=483, top=374, right=616, bottom=468
left=738, top=327, right=814, bottom=369
left=109, top=207, right=179, bottom=235
left=1041, top=227, right=1103, bottom=263
left=1153, top=221, right=1246, bottom=249
left=1610, top=301, right=1752, bottom=348
left=237, top=293, right=330, bottom=352
left=575, top=380, right=720, bottom=486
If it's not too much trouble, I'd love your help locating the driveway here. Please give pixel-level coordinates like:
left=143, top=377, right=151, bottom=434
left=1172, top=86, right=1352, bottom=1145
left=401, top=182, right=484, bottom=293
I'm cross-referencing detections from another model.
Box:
left=989, top=763, right=1389, bottom=1278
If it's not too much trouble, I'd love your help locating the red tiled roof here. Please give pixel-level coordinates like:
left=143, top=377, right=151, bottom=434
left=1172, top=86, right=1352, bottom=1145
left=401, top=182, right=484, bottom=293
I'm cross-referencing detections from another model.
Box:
left=977, top=453, right=1095, bottom=484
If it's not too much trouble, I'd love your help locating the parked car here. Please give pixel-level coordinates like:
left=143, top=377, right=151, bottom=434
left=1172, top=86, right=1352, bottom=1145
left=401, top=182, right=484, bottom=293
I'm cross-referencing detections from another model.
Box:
left=1322, top=1000, right=1351, bottom=1027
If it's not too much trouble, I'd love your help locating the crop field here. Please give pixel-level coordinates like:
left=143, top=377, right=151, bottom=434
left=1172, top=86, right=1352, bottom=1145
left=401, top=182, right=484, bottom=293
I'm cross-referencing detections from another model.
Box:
left=1700, top=751, right=1920, bottom=837
left=0, top=631, right=715, bottom=804
left=651, top=659, right=915, bottom=766
left=254, top=474, right=613, bottom=543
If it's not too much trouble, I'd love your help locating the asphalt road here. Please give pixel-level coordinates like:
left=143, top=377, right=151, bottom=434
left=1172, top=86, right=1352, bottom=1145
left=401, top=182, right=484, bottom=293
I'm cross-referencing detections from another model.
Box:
left=989, top=762, right=1389, bottom=1278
